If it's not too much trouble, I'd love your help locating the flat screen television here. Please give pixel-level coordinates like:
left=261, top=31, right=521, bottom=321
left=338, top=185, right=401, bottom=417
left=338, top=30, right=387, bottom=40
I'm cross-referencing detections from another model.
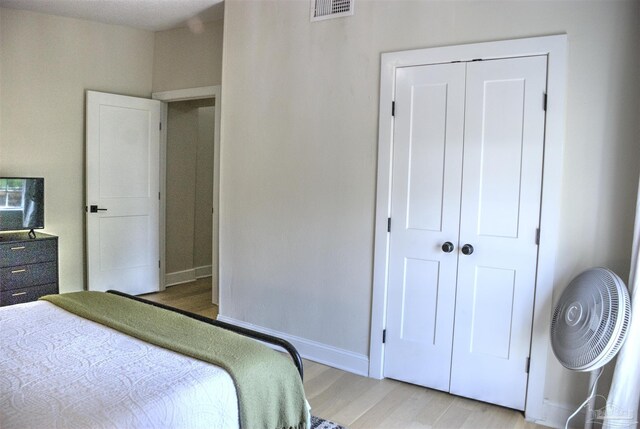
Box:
left=0, top=177, right=44, bottom=237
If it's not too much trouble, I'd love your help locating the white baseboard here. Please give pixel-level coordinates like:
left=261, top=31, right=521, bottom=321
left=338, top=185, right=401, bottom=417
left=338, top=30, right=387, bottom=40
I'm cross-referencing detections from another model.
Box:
left=217, top=315, right=369, bottom=377
left=165, top=269, right=195, bottom=287
left=166, top=265, right=212, bottom=287
left=537, top=400, right=585, bottom=429
left=195, top=265, right=212, bottom=278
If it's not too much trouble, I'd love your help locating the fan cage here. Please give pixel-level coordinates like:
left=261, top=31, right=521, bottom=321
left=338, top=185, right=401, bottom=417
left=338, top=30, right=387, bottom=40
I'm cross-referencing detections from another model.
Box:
left=550, top=268, right=631, bottom=371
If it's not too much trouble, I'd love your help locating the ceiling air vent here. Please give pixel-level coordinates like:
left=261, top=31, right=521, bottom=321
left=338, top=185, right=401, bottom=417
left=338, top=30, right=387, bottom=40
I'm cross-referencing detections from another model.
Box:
left=310, top=0, right=354, bottom=22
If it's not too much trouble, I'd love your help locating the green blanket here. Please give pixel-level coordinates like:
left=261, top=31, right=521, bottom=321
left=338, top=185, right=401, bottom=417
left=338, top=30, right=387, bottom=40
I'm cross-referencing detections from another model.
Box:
left=41, top=292, right=309, bottom=429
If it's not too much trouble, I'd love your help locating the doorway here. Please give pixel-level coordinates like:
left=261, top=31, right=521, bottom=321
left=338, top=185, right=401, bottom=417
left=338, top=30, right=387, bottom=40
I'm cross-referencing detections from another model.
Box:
left=165, top=98, right=214, bottom=287
left=152, top=86, right=222, bottom=305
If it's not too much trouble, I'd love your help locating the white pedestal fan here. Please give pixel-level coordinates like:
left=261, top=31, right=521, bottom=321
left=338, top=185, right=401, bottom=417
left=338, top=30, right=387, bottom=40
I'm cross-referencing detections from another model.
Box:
left=551, top=267, right=632, bottom=429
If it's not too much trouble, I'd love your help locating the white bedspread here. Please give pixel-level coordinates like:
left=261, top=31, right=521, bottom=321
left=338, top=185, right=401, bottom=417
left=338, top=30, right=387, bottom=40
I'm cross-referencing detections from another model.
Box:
left=0, top=300, right=240, bottom=429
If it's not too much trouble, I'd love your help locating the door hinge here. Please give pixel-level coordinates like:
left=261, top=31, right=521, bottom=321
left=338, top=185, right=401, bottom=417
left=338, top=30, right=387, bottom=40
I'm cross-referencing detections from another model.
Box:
left=158, top=192, right=161, bottom=200
left=391, top=101, right=395, bottom=117
left=158, top=260, right=161, bottom=268
left=160, top=122, right=162, bottom=130
left=525, top=357, right=531, bottom=373
left=387, top=218, right=391, bottom=232
left=382, top=329, right=387, bottom=343
left=543, top=93, right=547, bottom=111
left=535, top=228, right=540, bottom=245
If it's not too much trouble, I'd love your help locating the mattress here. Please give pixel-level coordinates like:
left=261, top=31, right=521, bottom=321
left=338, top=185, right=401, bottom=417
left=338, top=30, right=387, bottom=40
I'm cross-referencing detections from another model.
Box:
left=0, top=300, right=240, bottom=429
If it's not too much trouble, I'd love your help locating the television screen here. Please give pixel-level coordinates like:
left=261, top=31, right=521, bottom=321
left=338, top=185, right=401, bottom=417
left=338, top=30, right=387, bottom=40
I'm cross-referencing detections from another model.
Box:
left=0, top=178, right=45, bottom=232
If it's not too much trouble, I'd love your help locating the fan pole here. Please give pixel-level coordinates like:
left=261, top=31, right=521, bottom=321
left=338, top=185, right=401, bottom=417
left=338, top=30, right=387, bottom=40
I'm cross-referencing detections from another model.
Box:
left=584, top=370, right=598, bottom=429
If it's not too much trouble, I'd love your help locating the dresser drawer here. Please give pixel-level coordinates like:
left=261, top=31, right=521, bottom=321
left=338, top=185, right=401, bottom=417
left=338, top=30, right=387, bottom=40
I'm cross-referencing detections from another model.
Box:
left=0, top=261, right=58, bottom=291
left=0, top=283, right=58, bottom=307
left=0, top=239, right=57, bottom=267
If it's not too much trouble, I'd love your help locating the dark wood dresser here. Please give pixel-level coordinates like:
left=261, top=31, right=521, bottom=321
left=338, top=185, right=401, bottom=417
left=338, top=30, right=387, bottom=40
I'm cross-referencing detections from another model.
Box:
left=0, top=232, right=59, bottom=306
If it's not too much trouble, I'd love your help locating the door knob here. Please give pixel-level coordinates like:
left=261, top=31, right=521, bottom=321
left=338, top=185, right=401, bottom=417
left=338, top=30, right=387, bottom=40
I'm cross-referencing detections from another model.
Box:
left=461, top=244, right=474, bottom=255
left=441, top=242, right=454, bottom=253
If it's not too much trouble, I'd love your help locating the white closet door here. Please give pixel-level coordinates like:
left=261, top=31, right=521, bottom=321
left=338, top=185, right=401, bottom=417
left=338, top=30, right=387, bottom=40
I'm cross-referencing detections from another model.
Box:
left=383, top=63, right=466, bottom=391
left=449, top=56, right=548, bottom=410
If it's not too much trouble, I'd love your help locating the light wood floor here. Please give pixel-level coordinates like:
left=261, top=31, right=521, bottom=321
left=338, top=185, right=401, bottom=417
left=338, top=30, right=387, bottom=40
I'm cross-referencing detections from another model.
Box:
left=143, top=279, right=542, bottom=429
left=141, top=277, right=218, bottom=319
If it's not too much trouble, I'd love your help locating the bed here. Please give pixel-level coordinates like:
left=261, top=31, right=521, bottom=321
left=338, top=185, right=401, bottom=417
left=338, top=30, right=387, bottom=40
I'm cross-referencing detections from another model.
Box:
left=0, top=290, right=309, bottom=429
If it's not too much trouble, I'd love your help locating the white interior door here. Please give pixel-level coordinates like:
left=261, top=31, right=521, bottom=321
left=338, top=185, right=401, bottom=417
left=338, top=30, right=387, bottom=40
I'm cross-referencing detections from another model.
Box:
left=383, top=62, right=466, bottom=391
left=86, top=91, right=161, bottom=295
left=383, top=55, right=547, bottom=410
left=449, top=55, right=547, bottom=410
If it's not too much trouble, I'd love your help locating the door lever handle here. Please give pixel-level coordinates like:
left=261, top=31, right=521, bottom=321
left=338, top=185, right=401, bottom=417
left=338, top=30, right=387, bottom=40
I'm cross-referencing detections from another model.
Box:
left=89, top=205, right=108, bottom=213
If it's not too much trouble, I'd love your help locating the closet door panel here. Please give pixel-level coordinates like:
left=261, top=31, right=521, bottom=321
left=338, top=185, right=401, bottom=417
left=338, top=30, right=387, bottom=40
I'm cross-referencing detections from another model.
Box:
left=383, top=62, right=465, bottom=391
left=475, top=78, right=526, bottom=238
left=450, top=56, right=548, bottom=410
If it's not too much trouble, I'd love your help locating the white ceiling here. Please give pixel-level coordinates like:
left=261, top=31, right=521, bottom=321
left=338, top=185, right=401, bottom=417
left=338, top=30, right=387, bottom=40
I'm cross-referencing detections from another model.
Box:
left=0, top=0, right=224, bottom=32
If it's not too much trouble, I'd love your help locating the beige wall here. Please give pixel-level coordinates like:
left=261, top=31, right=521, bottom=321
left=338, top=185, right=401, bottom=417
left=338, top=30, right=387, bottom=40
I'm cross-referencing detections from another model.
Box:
left=0, top=8, right=155, bottom=293
left=166, top=101, right=199, bottom=274
left=153, top=20, right=223, bottom=92
left=165, top=99, right=214, bottom=275
left=195, top=105, right=215, bottom=268
left=220, top=0, right=640, bottom=414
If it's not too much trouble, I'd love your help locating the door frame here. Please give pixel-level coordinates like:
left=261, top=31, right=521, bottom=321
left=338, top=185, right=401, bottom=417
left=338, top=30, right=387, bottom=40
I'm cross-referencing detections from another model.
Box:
left=151, top=85, right=222, bottom=305
left=369, top=35, right=567, bottom=422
